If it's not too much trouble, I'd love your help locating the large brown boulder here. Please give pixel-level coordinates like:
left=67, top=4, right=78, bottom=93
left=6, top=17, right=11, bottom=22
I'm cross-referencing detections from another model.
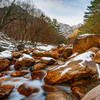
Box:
left=0, top=85, right=14, bottom=99
left=0, top=58, right=10, bottom=72
left=81, top=84, right=100, bottom=100
left=73, top=35, right=100, bottom=53
left=14, top=58, right=35, bottom=70
left=18, top=83, right=39, bottom=97
left=44, top=51, right=97, bottom=84
left=46, top=91, right=68, bottom=100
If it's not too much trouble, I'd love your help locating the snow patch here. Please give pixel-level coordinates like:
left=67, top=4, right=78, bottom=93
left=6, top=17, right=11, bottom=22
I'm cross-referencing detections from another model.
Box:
left=69, top=52, right=78, bottom=58
left=80, top=34, right=92, bottom=37
left=36, top=45, right=56, bottom=51
left=19, top=54, right=33, bottom=61
left=53, top=51, right=94, bottom=70
left=0, top=50, right=12, bottom=59
left=42, top=57, right=53, bottom=61
left=61, top=68, right=72, bottom=76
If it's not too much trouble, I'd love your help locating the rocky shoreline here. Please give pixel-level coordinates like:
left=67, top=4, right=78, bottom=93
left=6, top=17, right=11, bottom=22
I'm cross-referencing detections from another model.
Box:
left=0, top=35, right=100, bottom=100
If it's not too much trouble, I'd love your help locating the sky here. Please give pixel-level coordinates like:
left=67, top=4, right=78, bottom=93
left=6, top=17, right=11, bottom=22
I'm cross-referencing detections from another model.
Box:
left=32, top=0, right=92, bottom=26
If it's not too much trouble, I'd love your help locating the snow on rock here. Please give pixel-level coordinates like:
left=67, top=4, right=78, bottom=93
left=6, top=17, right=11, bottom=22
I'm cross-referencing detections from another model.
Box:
left=69, top=52, right=78, bottom=58
left=18, top=54, right=33, bottom=61
left=73, top=51, right=95, bottom=67
left=61, top=68, right=72, bottom=76
left=0, top=32, right=15, bottom=50
left=41, top=57, right=53, bottom=61
left=53, top=51, right=95, bottom=70
left=79, top=34, right=92, bottom=37
left=0, top=50, right=12, bottom=59
left=36, top=45, right=56, bottom=51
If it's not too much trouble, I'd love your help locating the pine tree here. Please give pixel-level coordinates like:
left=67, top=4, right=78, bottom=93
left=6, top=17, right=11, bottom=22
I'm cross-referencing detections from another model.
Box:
left=80, top=0, right=100, bottom=34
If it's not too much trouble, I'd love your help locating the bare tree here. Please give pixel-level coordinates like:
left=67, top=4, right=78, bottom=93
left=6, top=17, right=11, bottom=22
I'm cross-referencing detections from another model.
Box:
left=0, top=0, right=16, bottom=30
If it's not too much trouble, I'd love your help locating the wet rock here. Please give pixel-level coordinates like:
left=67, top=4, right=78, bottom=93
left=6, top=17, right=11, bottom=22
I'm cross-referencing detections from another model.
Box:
left=20, top=48, right=31, bottom=54
left=72, top=87, right=85, bottom=99
left=0, top=58, right=10, bottom=72
left=44, top=51, right=97, bottom=84
left=24, top=75, right=30, bottom=79
left=62, top=47, right=72, bottom=58
left=49, top=51, right=60, bottom=59
left=0, top=85, right=14, bottom=99
left=32, top=50, right=45, bottom=57
left=14, top=58, right=35, bottom=70
left=31, top=70, right=45, bottom=80
left=32, top=50, right=60, bottom=59
left=94, top=50, right=100, bottom=63
left=46, top=91, right=68, bottom=100
left=82, top=84, right=100, bottom=100
left=73, top=35, right=100, bottom=53
left=41, top=57, right=56, bottom=65
left=11, top=70, right=29, bottom=77
left=18, top=83, right=39, bottom=97
left=0, top=77, right=10, bottom=81
left=33, top=63, right=47, bottom=70
left=42, top=85, right=60, bottom=92
left=12, top=52, right=22, bottom=58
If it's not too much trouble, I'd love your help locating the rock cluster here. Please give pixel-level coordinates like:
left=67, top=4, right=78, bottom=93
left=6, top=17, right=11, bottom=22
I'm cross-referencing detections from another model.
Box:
left=0, top=35, right=100, bottom=100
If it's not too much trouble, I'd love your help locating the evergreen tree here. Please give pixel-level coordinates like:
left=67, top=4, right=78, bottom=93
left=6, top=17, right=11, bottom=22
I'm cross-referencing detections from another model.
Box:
left=52, top=19, right=60, bottom=33
left=80, top=0, right=100, bottom=34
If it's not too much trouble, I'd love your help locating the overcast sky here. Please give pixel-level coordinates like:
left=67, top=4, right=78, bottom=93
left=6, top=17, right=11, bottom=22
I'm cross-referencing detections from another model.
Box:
left=32, top=0, right=92, bottom=26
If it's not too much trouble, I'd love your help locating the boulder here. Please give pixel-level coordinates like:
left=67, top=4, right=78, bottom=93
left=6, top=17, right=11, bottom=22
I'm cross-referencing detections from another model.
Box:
left=32, top=50, right=45, bottom=57
left=18, top=83, right=39, bottom=97
left=12, top=52, right=22, bottom=58
left=0, top=85, right=14, bottom=99
left=44, top=51, right=97, bottom=84
left=62, top=47, right=72, bottom=58
left=81, top=84, right=100, bottom=100
left=0, top=58, right=10, bottom=72
left=41, top=57, right=56, bottom=65
left=10, top=70, right=29, bottom=77
left=73, top=35, right=100, bottom=53
left=46, top=91, right=68, bottom=100
left=94, top=50, right=100, bottom=63
left=14, top=58, right=35, bottom=70
left=0, top=77, right=10, bottom=81
left=42, top=85, right=60, bottom=92
left=33, top=63, right=46, bottom=70
left=32, top=50, right=60, bottom=59
left=31, top=70, right=45, bottom=80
